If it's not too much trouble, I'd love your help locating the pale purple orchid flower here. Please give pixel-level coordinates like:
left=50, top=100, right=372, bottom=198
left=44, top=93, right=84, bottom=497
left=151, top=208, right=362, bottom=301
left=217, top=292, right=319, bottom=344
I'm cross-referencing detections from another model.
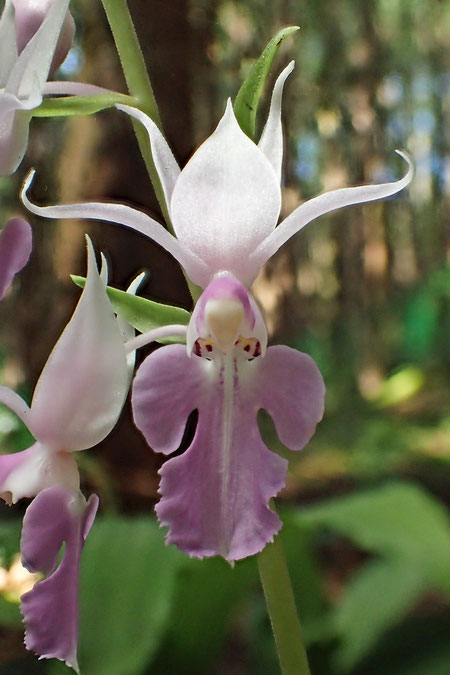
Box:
left=0, top=237, right=129, bottom=671
left=0, top=217, right=32, bottom=299
left=21, top=63, right=413, bottom=560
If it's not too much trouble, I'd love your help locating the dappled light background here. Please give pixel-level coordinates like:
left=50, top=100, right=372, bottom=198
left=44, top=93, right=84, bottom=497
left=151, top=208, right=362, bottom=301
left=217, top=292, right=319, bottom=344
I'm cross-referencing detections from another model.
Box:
left=0, top=0, right=449, bottom=673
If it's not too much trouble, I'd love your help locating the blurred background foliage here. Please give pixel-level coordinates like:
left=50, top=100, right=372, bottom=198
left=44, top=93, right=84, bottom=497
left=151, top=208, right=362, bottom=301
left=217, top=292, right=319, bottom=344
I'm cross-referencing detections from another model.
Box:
left=0, top=0, right=449, bottom=673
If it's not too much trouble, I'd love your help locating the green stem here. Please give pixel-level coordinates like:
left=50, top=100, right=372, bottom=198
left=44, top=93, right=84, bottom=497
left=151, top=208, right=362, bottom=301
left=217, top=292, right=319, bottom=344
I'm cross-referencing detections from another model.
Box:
left=257, top=530, right=311, bottom=675
left=100, top=0, right=169, bottom=223
left=100, top=0, right=201, bottom=301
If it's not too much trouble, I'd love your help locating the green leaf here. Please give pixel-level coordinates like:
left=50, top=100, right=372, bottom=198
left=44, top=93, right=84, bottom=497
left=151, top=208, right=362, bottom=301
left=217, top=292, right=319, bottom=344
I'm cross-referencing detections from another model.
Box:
left=72, top=275, right=191, bottom=344
left=333, top=558, right=423, bottom=669
left=60, top=517, right=184, bottom=675
left=234, top=26, right=299, bottom=139
left=151, top=556, right=256, bottom=673
left=33, top=92, right=135, bottom=117
left=290, top=482, right=450, bottom=670
left=0, top=596, right=22, bottom=628
left=297, top=481, right=450, bottom=589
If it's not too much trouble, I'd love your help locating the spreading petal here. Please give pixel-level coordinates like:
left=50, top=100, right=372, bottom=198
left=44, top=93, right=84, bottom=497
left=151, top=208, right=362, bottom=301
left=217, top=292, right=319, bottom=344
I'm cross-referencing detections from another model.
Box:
left=258, top=61, right=294, bottom=183
left=132, top=343, right=324, bottom=560
left=250, top=151, right=414, bottom=278
left=0, top=218, right=32, bottom=299
left=29, top=236, right=129, bottom=451
left=170, top=100, right=281, bottom=283
left=21, top=170, right=211, bottom=287
left=20, top=487, right=99, bottom=673
left=116, top=104, right=181, bottom=212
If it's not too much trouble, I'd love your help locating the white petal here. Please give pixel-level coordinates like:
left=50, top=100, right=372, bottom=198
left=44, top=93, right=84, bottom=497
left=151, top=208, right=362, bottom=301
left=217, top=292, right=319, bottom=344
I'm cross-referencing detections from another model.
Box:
left=120, top=271, right=146, bottom=377
left=125, top=324, right=187, bottom=353
left=0, top=0, right=18, bottom=87
left=21, top=170, right=211, bottom=287
left=0, top=100, right=33, bottom=175
left=170, top=100, right=281, bottom=283
left=258, top=61, right=294, bottom=184
left=42, top=81, right=115, bottom=96
left=116, top=104, right=181, bottom=213
left=250, top=151, right=414, bottom=278
left=29, top=236, right=129, bottom=451
left=6, top=0, right=70, bottom=100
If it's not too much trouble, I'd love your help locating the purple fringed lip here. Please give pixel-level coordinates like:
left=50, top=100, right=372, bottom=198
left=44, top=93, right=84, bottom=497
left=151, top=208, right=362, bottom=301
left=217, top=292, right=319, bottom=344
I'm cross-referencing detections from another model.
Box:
left=132, top=342, right=325, bottom=561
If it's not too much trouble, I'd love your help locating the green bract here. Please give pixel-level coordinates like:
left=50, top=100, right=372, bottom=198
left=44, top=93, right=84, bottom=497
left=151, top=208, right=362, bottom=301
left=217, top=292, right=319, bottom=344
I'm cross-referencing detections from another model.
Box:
left=72, top=275, right=190, bottom=344
left=234, top=26, right=299, bottom=139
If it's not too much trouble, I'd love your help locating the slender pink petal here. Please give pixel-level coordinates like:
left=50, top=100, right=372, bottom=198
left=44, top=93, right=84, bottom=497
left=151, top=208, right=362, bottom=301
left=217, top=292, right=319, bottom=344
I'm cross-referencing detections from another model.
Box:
left=132, top=343, right=324, bottom=560
left=0, top=442, right=80, bottom=504
left=125, top=324, right=187, bottom=353
left=29, top=236, right=129, bottom=451
left=0, top=218, right=32, bottom=299
left=250, top=152, right=414, bottom=279
left=170, top=100, right=281, bottom=283
left=42, top=81, right=117, bottom=96
left=20, top=487, right=99, bottom=673
left=21, top=170, right=211, bottom=287
left=258, top=61, right=294, bottom=183
left=116, top=104, right=181, bottom=212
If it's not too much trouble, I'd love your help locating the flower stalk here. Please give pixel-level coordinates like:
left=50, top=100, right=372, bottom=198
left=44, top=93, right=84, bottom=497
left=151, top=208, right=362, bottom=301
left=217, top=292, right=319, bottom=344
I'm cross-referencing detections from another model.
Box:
left=100, top=0, right=169, bottom=223
left=257, top=529, right=311, bottom=675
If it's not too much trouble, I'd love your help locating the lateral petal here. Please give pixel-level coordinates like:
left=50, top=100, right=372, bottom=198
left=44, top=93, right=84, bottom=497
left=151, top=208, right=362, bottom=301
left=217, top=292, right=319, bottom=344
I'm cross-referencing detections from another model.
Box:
left=0, top=218, right=32, bottom=299
left=258, top=61, right=294, bottom=183
left=30, top=237, right=128, bottom=451
left=20, top=487, right=99, bottom=673
left=170, top=100, right=281, bottom=283
left=250, top=152, right=414, bottom=278
left=21, top=170, right=211, bottom=287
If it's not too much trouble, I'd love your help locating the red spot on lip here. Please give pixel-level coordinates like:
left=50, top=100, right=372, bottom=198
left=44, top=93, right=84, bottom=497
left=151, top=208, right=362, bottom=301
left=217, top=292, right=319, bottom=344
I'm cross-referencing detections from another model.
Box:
left=243, top=344, right=250, bottom=352
left=206, top=344, right=213, bottom=352
left=254, top=342, right=261, bottom=357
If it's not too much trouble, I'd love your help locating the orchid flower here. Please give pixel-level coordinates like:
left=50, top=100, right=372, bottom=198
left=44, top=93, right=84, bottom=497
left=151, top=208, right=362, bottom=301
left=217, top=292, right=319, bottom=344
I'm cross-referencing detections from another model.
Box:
left=0, top=217, right=32, bottom=299
left=0, top=237, right=129, bottom=671
left=22, top=63, right=413, bottom=560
